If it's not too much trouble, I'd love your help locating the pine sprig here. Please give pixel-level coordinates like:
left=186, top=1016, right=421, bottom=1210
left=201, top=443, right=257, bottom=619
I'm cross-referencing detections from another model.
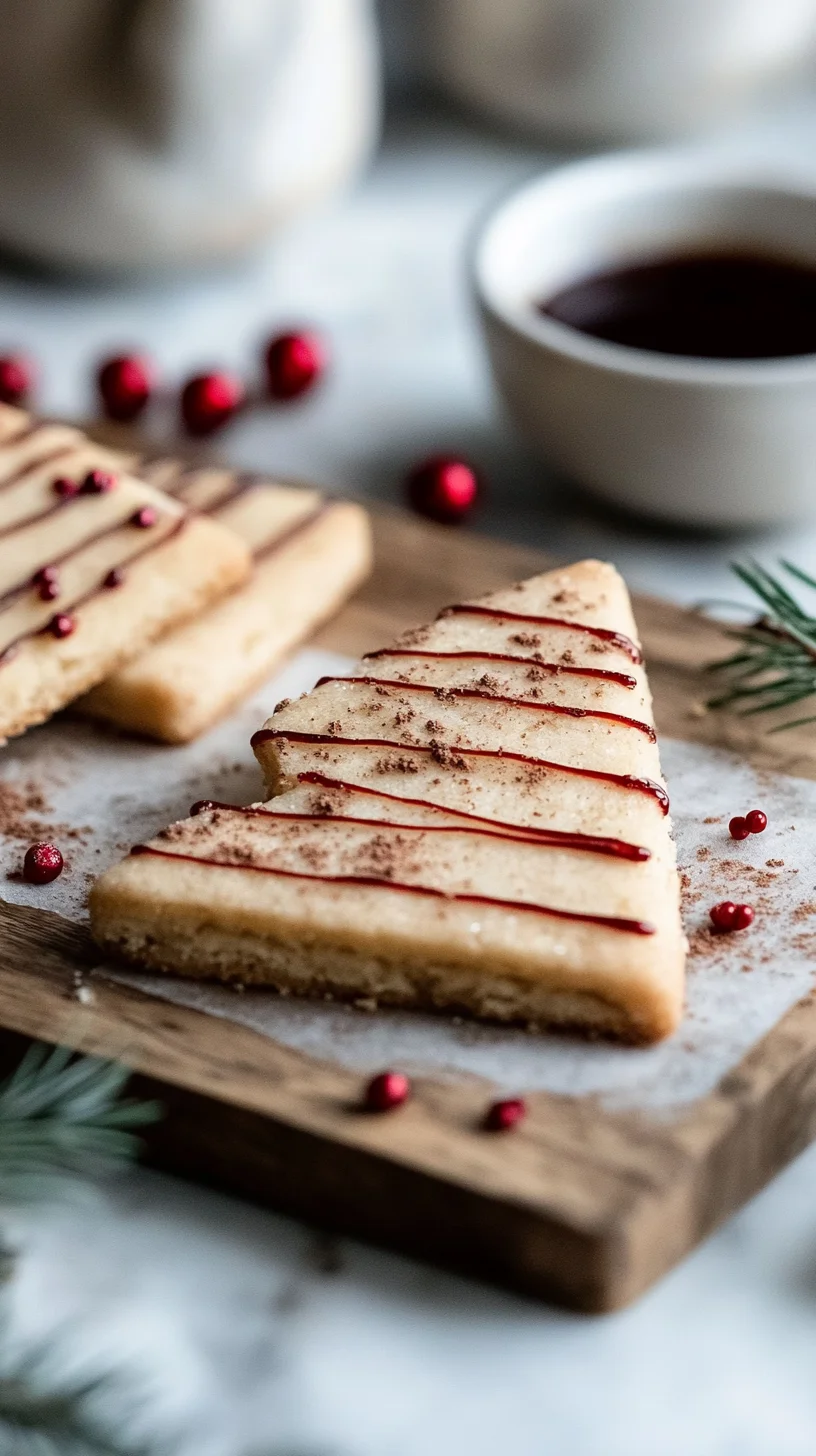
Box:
left=706, top=559, right=816, bottom=730
left=0, top=1043, right=161, bottom=1204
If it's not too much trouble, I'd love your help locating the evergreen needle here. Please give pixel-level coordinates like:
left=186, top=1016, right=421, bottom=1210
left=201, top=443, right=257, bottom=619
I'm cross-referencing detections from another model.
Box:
left=707, top=560, right=816, bottom=730
left=0, top=1043, right=161, bottom=1204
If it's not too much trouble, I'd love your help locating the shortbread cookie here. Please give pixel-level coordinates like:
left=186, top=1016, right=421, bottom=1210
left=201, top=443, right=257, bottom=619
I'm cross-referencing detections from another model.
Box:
left=91, top=560, right=686, bottom=1043
left=0, top=408, right=251, bottom=741
left=78, top=460, right=371, bottom=742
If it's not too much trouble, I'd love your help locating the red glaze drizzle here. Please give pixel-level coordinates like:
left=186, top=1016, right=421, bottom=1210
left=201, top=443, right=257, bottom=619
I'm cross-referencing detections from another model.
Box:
left=187, top=777, right=650, bottom=862
left=129, top=844, right=656, bottom=936
left=0, top=481, right=84, bottom=539
left=312, top=675, right=656, bottom=740
left=254, top=503, right=331, bottom=562
left=440, top=603, right=643, bottom=664
left=0, top=519, right=186, bottom=665
left=250, top=729, right=670, bottom=814
left=363, top=648, right=637, bottom=689
left=0, top=510, right=169, bottom=611
left=139, top=458, right=331, bottom=558
left=0, top=442, right=77, bottom=497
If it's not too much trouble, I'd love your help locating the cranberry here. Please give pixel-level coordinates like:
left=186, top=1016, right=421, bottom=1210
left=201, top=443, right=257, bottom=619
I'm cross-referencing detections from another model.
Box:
left=0, top=355, right=33, bottom=406
left=406, top=456, right=479, bottom=525
left=731, top=904, right=755, bottom=930
left=37, top=578, right=60, bottom=602
left=710, top=901, right=754, bottom=933
left=103, top=567, right=124, bottom=589
left=97, top=354, right=152, bottom=423
left=265, top=331, right=326, bottom=401
left=484, top=1097, right=527, bottom=1132
left=23, top=842, right=63, bottom=885
left=364, top=1070, right=411, bottom=1112
left=53, top=476, right=79, bottom=498
left=131, top=506, right=158, bottom=529
left=710, top=901, right=737, bottom=931
left=746, top=809, right=767, bottom=834
left=81, top=469, right=116, bottom=495
left=47, top=613, right=75, bottom=639
left=33, top=565, right=58, bottom=585
left=180, top=372, right=244, bottom=436
left=729, top=815, right=749, bottom=840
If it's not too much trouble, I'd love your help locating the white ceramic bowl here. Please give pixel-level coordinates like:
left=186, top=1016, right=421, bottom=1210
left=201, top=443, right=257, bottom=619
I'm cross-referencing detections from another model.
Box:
left=473, top=151, right=816, bottom=528
left=416, top=0, right=816, bottom=144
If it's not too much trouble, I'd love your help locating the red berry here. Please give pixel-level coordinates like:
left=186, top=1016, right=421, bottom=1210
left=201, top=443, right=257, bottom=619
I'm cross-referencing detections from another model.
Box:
left=484, top=1097, right=527, bottom=1132
left=23, top=842, right=63, bottom=885
left=364, top=1070, right=411, bottom=1112
left=710, top=901, right=737, bottom=931
left=81, top=469, right=116, bottom=495
left=53, top=476, right=79, bottom=498
left=0, top=355, right=33, bottom=406
left=103, top=567, right=124, bottom=589
left=731, top=903, right=755, bottom=930
left=132, top=506, right=158, bottom=529
left=180, top=372, right=244, bottom=436
left=33, top=565, right=58, bottom=585
left=265, top=331, right=326, bottom=401
left=729, top=816, right=749, bottom=840
left=37, top=578, right=60, bottom=602
left=710, top=900, right=754, bottom=932
left=48, top=613, right=75, bottom=639
left=406, top=456, right=479, bottom=525
left=97, top=354, right=152, bottom=423
left=746, top=809, right=767, bottom=834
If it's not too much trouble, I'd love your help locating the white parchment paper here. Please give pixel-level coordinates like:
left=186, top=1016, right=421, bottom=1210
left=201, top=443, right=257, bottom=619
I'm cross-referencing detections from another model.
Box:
left=2, top=648, right=816, bottom=1109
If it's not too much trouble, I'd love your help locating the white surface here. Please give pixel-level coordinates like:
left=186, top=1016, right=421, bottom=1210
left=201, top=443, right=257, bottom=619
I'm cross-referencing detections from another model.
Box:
left=4, top=92, right=816, bottom=1456
left=475, top=152, right=816, bottom=525
left=5, top=650, right=816, bottom=1110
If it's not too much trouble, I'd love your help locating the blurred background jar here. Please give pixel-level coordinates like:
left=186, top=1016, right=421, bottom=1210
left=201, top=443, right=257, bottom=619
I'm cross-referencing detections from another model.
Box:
left=413, top=0, right=816, bottom=144
left=0, top=0, right=379, bottom=271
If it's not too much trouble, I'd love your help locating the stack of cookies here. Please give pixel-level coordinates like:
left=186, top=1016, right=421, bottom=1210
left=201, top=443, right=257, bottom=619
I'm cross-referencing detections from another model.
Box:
left=0, top=404, right=372, bottom=745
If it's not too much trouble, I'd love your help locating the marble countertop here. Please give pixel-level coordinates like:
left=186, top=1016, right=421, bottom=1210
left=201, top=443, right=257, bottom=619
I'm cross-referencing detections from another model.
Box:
left=4, top=94, right=816, bottom=1456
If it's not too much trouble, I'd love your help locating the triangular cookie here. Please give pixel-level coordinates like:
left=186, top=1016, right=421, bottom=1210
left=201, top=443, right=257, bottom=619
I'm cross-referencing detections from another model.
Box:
left=91, top=560, right=686, bottom=1042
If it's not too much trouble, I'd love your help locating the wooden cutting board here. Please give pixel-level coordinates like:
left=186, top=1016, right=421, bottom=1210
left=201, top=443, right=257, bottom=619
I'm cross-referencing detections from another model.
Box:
left=2, top=502, right=816, bottom=1314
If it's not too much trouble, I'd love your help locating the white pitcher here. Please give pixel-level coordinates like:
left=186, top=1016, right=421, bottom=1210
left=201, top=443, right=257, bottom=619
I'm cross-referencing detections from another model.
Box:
left=416, top=0, right=816, bottom=143
left=0, top=0, right=379, bottom=270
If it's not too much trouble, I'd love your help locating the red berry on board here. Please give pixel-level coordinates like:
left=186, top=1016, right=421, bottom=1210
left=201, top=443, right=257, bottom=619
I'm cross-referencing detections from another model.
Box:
left=0, top=355, right=33, bottom=406
left=406, top=456, right=479, bottom=525
left=33, top=565, right=58, bottom=585
left=265, top=330, right=326, bottom=401
left=710, top=901, right=737, bottom=931
left=48, top=613, right=75, bottom=639
left=81, top=469, right=116, bottom=495
left=131, top=506, right=158, bottom=529
left=746, top=809, right=767, bottom=834
left=484, top=1097, right=527, bottom=1132
left=37, top=578, right=60, bottom=602
left=180, top=372, right=244, bottom=436
left=729, top=816, right=749, bottom=840
left=103, top=567, right=124, bottom=589
left=23, top=842, right=63, bottom=885
left=97, top=354, right=152, bottom=423
left=364, top=1070, right=411, bottom=1112
left=53, top=476, right=79, bottom=498
left=731, top=903, right=755, bottom=930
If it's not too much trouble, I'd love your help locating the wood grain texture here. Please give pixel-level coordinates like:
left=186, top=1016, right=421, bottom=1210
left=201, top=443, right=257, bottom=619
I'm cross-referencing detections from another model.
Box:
left=3, top=501, right=816, bottom=1311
